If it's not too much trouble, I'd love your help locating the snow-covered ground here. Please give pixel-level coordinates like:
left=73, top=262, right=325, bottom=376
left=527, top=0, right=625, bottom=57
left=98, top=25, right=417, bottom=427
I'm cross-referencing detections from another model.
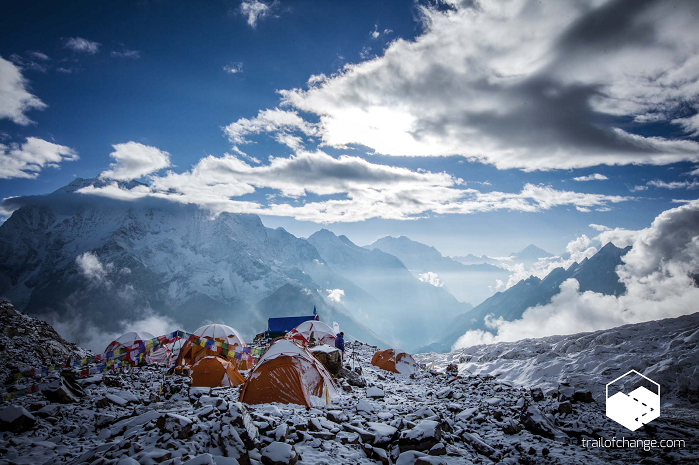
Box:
left=1, top=305, right=698, bottom=464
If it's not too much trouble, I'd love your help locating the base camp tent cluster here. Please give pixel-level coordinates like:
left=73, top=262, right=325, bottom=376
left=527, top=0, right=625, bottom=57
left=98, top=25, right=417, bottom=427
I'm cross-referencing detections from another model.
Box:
left=104, top=318, right=419, bottom=408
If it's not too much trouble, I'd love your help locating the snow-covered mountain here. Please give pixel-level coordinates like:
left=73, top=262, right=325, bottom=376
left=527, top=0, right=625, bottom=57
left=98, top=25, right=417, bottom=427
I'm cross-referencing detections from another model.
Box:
left=0, top=178, right=396, bottom=347
left=367, top=235, right=510, bottom=304
left=308, top=230, right=471, bottom=350
left=421, top=242, right=631, bottom=353
left=417, top=311, right=699, bottom=404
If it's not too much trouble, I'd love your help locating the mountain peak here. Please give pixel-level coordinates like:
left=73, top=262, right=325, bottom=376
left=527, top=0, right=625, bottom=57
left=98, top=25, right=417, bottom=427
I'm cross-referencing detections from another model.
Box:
left=513, top=244, right=553, bottom=259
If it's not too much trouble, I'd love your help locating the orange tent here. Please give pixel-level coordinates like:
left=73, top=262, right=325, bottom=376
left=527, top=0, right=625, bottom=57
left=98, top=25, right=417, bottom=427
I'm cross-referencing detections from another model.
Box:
left=371, top=349, right=418, bottom=375
left=191, top=356, right=245, bottom=388
left=175, top=324, right=253, bottom=371
left=239, top=339, right=337, bottom=407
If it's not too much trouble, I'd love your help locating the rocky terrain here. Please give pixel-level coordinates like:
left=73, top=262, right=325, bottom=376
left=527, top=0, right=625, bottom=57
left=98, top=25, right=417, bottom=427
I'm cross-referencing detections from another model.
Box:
left=1, top=305, right=698, bottom=464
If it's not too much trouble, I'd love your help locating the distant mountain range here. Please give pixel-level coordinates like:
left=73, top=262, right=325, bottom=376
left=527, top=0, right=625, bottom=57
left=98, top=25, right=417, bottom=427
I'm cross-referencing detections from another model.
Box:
left=366, top=235, right=511, bottom=305
left=419, top=242, right=631, bottom=353
left=452, top=244, right=554, bottom=269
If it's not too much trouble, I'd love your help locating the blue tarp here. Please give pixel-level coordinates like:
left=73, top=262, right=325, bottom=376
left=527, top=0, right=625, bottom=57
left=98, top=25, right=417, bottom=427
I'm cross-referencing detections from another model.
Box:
left=268, top=316, right=315, bottom=333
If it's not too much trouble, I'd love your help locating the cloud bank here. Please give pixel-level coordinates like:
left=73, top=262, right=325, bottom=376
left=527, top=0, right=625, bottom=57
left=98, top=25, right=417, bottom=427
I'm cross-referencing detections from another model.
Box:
left=78, top=149, right=633, bottom=223
left=454, top=200, right=699, bottom=349
left=226, top=0, right=699, bottom=170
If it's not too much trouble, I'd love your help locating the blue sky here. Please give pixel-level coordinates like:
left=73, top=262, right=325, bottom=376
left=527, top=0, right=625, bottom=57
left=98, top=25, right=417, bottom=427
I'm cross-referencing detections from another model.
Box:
left=1, top=0, right=698, bottom=257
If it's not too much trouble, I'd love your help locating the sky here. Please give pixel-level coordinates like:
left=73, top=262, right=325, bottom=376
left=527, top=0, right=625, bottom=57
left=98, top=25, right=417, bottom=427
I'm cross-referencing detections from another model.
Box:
left=1, top=0, right=699, bottom=257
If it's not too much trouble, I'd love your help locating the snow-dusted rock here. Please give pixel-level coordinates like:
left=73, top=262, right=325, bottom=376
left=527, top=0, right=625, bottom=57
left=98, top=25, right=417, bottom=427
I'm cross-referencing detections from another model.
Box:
left=156, top=413, right=193, bottom=439
left=366, top=421, right=398, bottom=446
left=260, top=442, right=298, bottom=465
left=0, top=405, right=36, bottom=433
left=520, top=405, right=563, bottom=440
left=356, top=399, right=374, bottom=413
left=367, top=386, right=385, bottom=398
left=399, top=420, right=442, bottom=452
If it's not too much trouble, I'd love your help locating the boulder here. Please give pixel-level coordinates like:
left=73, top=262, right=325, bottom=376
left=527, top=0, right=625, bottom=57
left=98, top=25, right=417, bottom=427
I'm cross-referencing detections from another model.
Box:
left=366, top=422, right=398, bottom=447
left=557, top=401, right=573, bottom=415
left=156, top=413, right=193, bottom=439
left=461, top=431, right=496, bottom=457
left=0, top=405, right=36, bottom=433
left=521, top=405, right=564, bottom=440
left=42, top=377, right=84, bottom=404
left=398, top=420, right=442, bottom=452
left=502, top=419, right=523, bottom=435
left=309, top=345, right=342, bottom=375
left=367, top=387, right=385, bottom=398
left=261, top=442, right=298, bottom=465
left=530, top=387, right=544, bottom=402
left=220, top=424, right=250, bottom=465
left=557, top=384, right=575, bottom=402
left=338, top=367, right=367, bottom=387
left=574, top=389, right=594, bottom=403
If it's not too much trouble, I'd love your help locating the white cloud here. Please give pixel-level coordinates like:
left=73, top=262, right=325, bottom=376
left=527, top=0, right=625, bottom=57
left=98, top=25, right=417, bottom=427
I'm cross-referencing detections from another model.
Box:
left=418, top=271, right=444, bottom=287
left=573, top=173, right=608, bottom=181
left=251, top=0, right=699, bottom=171
left=111, top=49, right=141, bottom=59
left=224, top=108, right=318, bottom=146
left=100, top=142, right=171, bottom=180
left=646, top=179, right=699, bottom=190
left=79, top=149, right=634, bottom=223
left=454, top=200, right=699, bottom=349
left=672, top=113, right=699, bottom=137
left=589, top=223, right=610, bottom=232
left=239, top=0, right=276, bottom=28
left=630, top=184, right=649, bottom=192
left=0, top=55, right=47, bottom=125
left=223, top=62, right=243, bottom=74
left=76, top=252, right=111, bottom=283
left=326, top=288, right=345, bottom=303
left=64, top=37, right=101, bottom=54
left=0, top=137, right=79, bottom=179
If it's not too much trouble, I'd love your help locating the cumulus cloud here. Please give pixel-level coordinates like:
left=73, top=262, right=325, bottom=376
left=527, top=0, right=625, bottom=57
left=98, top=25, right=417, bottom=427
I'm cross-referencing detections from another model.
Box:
left=454, top=200, right=699, bottom=349
left=99, top=142, right=171, bottom=180
left=573, top=173, right=608, bottom=181
left=0, top=55, right=47, bottom=125
left=239, top=0, right=277, bottom=28
left=589, top=223, right=611, bottom=232
left=221, top=0, right=699, bottom=170
left=326, top=288, right=345, bottom=303
left=79, top=149, right=633, bottom=223
left=0, top=137, right=79, bottom=179
left=64, top=37, right=101, bottom=54
left=418, top=271, right=444, bottom=287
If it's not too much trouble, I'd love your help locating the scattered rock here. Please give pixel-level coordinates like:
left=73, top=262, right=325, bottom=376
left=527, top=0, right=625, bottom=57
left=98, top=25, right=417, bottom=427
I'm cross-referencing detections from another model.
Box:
left=399, top=420, right=442, bottom=452
left=261, top=442, right=298, bottom=465
left=530, top=388, right=544, bottom=402
left=557, top=401, right=573, bottom=415
left=367, top=386, right=385, bottom=398
left=574, top=389, right=594, bottom=403
left=0, top=406, right=36, bottom=433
